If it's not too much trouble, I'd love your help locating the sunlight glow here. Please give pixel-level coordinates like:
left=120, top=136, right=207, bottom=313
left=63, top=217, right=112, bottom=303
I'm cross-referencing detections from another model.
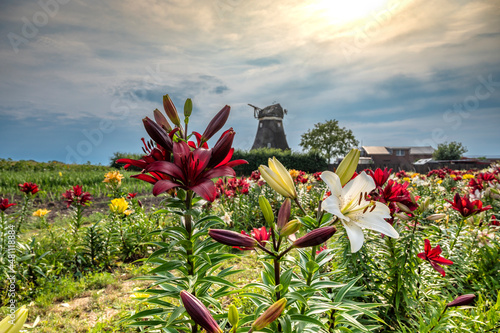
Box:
left=310, top=0, right=392, bottom=25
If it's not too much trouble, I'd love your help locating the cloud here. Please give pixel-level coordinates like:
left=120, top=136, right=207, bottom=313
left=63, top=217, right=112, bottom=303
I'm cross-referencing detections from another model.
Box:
left=0, top=0, right=499, bottom=163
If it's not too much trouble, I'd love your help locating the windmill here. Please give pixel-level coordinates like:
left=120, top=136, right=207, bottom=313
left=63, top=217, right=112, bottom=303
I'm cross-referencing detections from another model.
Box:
left=248, top=103, right=290, bottom=150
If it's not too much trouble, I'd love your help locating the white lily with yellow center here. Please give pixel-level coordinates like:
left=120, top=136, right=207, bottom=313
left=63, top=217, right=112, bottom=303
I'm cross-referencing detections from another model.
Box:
left=321, top=171, right=399, bottom=253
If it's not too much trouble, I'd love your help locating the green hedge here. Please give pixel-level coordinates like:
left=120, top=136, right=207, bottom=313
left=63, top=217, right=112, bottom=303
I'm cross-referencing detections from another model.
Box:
left=231, top=148, right=328, bottom=175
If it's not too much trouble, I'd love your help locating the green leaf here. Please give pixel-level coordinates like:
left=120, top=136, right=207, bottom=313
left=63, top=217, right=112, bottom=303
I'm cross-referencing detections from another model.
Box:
left=334, top=275, right=363, bottom=302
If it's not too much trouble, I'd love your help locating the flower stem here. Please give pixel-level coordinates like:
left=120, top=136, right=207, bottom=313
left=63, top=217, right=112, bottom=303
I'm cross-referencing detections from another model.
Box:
left=428, top=307, right=447, bottom=332
left=294, top=197, right=307, bottom=216
left=449, top=218, right=466, bottom=253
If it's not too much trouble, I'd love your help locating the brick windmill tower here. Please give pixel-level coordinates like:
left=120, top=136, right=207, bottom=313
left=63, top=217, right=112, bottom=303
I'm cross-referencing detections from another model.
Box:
left=249, top=103, right=290, bottom=150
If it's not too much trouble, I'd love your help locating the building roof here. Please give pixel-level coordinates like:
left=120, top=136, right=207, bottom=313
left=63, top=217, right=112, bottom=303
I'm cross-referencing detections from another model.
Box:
left=409, top=146, right=435, bottom=155
left=362, top=146, right=390, bottom=155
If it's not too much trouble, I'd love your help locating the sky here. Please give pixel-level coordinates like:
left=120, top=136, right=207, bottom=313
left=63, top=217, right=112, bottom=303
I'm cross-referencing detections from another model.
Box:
left=1, top=0, right=499, bottom=165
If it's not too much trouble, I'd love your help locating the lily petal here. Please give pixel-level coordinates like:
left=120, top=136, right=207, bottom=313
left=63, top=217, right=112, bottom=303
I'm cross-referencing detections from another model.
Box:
left=342, top=220, right=365, bottom=253
left=320, top=171, right=342, bottom=198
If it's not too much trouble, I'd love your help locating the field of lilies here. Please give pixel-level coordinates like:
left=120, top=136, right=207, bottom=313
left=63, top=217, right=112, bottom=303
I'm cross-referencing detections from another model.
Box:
left=1, top=95, right=499, bottom=332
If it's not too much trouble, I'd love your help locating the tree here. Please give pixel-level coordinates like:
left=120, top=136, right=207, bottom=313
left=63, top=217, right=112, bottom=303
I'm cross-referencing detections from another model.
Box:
left=299, top=120, right=358, bottom=164
left=433, top=141, right=468, bottom=160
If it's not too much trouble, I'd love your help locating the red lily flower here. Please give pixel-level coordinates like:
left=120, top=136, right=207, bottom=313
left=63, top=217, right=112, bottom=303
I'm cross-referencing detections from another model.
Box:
left=19, top=182, right=39, bottom=195
left=251, top=226, right=271, bottom=246
left=127, top=192, right=137, bottom=199
left=371, top=180, right=418, bottom=217
left=490, top=215, right=499, bottom=226
left=367, top=168, right=392, bottom=188
left=417, top=239, right=453, bottom=277
left=62, top=185, right=93, bottom=207
left=146, top=137, right=246, bottom=201
left=446, top=193, right=492, bottom=217
left=117, top=101, right=246, bottom=200
left=0, top=198, right=17, bottom=212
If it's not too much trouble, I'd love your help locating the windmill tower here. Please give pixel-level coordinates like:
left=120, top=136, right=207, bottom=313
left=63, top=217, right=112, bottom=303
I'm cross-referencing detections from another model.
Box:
left=249, top=103, right=290, bottom=150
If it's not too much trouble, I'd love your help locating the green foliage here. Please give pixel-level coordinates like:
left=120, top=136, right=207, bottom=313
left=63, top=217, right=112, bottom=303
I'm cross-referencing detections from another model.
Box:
left=432, top=141, right=468, bottom=160
left=232, top=148, right=328, bottom=175
left=299, top=120, right=359, bottom=163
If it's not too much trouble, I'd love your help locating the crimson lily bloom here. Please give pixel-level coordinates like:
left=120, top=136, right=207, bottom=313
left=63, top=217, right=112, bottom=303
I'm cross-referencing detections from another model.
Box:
left=251, top=226, right=271, bottom=246
left=417, top=239, right=453, bottom=277
left=0, top=198, right=17, bottom=212
left=146, top=137, right=245, bottom=201
left=367, top=168, right=392, bottom=188
left=446, top=193, right=492, bottom=217
left=19, top=182, right=39, bottom=195
left=62, top=185, right=93, bottom=207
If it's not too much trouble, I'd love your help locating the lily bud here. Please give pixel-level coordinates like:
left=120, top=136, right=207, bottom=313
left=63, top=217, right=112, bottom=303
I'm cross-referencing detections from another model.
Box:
left=446, top=294, right=476, bottom=308
left=293, top=226, right=336, bottom=248
left=209, top=229, right=258, bottom=249
left=395, top=212, right=411, bottom=221
left=153, top=108, right=172, bottom=132
left=277, top=199, right=291, bottom=230
left=142, top=117, right=173, bottom=152
left=426, top=213, right=446, bottom=221
left=207, top=129, right=235, bottom=169
left=184, top=98, right=193, bottom=117
left=336, top=149, right=360, bottom=186
left=202, top=105, right=230, bottom=141
left=259, top=157, right=297, bottom=199
left=228, top=304, right=239, bottom=328
left=280, top=219, right=301, bottom=237
left=180, top=291, right=223, bottom=333
left=251, top=298, right=287, bottom=331
left=259, top=196, right=274, bottom=225
left=396, top=202, right=412, bottom=214
left=0, top=305, right=28, bottom=333
left=163, top=94, right=182, bottom=127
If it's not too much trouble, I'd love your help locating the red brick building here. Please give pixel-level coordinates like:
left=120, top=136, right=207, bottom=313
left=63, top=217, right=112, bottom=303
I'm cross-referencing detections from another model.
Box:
left=360, top=146, right=435, bottom=169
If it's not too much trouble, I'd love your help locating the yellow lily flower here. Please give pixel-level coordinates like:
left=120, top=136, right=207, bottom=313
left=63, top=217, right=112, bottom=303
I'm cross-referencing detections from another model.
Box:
left=109, top=198, right=130, bottom=214
left=103, top=171, right=124, bottom=185
left=258, top=157, right=297, bottom=199
left=32, top=209, right=50, bottom=217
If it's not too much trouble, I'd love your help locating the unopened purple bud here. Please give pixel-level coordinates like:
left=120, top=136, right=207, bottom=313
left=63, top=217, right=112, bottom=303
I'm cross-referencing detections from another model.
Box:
left=446, top=294, right=476, bottom=308
left=180, top=291, right=223, bottom=333
left=209, top=229, right=258, bottom=248
left=293, top=226, right=336, bottom=248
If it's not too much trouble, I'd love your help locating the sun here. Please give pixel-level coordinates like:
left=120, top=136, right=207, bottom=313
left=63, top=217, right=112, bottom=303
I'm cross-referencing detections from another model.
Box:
left=308, top=0, right=392, bottom=26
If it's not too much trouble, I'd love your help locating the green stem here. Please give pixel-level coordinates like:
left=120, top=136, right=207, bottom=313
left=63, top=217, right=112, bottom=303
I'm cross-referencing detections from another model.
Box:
left=274, top=258, right=281, bottom=301
left=449, top=218, right=466, bottom=253
left=428, top=307, right=447, bottom=332
left=294, top=197, right=307, bottom=216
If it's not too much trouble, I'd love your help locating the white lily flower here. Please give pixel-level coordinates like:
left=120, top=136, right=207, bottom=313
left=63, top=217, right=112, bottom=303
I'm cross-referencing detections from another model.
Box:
left=321, top=171, right=399, bottom=253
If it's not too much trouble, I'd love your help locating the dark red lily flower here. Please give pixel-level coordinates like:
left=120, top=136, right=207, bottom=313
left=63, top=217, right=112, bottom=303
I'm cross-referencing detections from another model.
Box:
left=250, top=170, right=261, bottom=181
left=145, top=138, right=246, bottom=201
left=417, top=239, right=453, bottom=277
left=127, top=192, right=137, bottom=199
left=490, top=215, right=499, bottom=226
left=371, top=179, right=418, bottom=218
left=367, top=168, right=392, bottom=188
left=117, top=138, right=173, bottom=185
left=19, top=182, right=39, bottom=195
left=313, top=171, right=322, bottom=181
left=0, top=198, right=16, bottom=212
left=62, top=185, right=92, bottom=207
left=446, top=193, right=492, bottom=217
